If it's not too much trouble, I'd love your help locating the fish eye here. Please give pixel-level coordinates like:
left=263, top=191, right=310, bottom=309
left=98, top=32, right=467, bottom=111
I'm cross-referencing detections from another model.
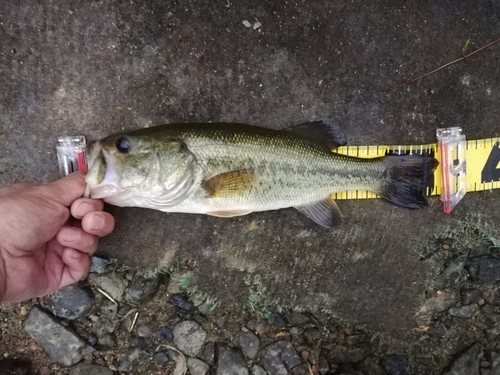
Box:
left=115, top=136, right=132, bottom=153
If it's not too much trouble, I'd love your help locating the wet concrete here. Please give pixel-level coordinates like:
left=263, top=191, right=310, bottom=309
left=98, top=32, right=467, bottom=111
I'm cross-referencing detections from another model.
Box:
left=1, top=0, right=499, bottom=332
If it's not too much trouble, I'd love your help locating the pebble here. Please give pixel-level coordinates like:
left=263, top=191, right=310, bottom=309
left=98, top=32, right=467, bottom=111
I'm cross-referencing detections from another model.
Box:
left=326, top=345, right=370, bottom=364
left=486, top=325, right=500, bottom=340
left=69, top=363, right=114, bottom=375
left=158, top=327, right=174, bottom=341
left=476, top=256, right=500, bottom=284
left=448, top=304, right=477, bottom=319
left=462, top=289, right=482, bottom=305
left=237, top=330, right=260, bottom=359
left=434, top=255, right=467, bottom=289
left=172, top=294, right=192, bottom=310
left=137, top=323, right=153, bottom=338
left=187, top=357, right=210, bottom=375
left=382, top=354, right=409, bottom=375
left=97, top=333, right=116, bottom=348
left=491, top=351, right=500, bottom=374
left=268, top=313, right=287, bottom=328
left=89, top=273, right=128, bottom=302
left=259, top=340, right=302, bottom=375
left=118, top=348, right=143, bottom=373
left=415, top=290, right=458, bottom=325
left=124, top=274, right=161, bottom=305
left=288, top=312, right=310, bottom=325
left=202, top=341, right=215, bottom=365
left=444, top=342, right=482, bottom=375
left=173, top=320, right=207, bottom=356
left=216, top=344, right=249, bottom=375
left=89, top=257, right=111, bottom=274
left=252, top=365, right=267, bottom=375
left=24, top=306, right=94, bottom=366
left=153, top=352, right=169, bottom=364
left=46, top=282, right=94, bottom=320
left=303, top=328, right=322, bottom=345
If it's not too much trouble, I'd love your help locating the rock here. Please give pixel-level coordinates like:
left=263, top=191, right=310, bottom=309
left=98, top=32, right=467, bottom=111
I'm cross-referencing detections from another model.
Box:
left=252, top=365, right=267, bottom=375
left=288, top=312, right=310, bottom=325
left=238, top=330, right=260, bottom=359
left=89, top=273, right=128, bottom=302
left=94, top=317, right=118, bottom=335
left=172, top=294, right=192, bottom=310
left=173, top=320, right=207, bottom=356
left=137, top=323, right=153, bottom=338
left=97, top=333, right=116, bottom=348
left=461, top=289, right=482, bottom=305
left=124, top=274, right=161, bottom=305
left=415, top=290, right=458, bottom=325
left=24, top=306, right=94, bottom=366
left=303, top=328, right=322, bottom=345
left=486, top=325, right=500, bottom=340
left=188, top=357, right=210, bottom=375
left=477, top=256, right=500, bottom=284
left=491, top=351, right=500, bottom=374
left=268, top=313, right=287, bottom=328
left=216, top=345, right=249, bottom=375
left=89, top=257, right=111, bottom=274
left=434, top=255, right=468, bottom=288
left=158, top=327, right=174, bottom=341
left=69, top=363, right=114, bottom=375
left=153, top=352, right=169, bottom=364
left=382, top=355, right=408, bottom=375
left=46, top=282, right=94, bottom=320
left=448, top=304, right=477, bottom=319
left=259, top=340, right=302, bottom=375
left=118, top=348, right=143, bottom=373
left=326, top=345, right=370, bottom=364
left=444, top=343, right=482, bottom=375
left=202, top=342, right=215, bottom=365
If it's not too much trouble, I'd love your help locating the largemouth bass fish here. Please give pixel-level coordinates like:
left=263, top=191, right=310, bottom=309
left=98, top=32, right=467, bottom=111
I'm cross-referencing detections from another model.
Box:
left=85, top=121, right=438, bottom=227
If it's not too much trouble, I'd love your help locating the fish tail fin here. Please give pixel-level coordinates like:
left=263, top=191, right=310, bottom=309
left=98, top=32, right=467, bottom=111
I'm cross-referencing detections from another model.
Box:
left=380, top=155, right=438, bottom=208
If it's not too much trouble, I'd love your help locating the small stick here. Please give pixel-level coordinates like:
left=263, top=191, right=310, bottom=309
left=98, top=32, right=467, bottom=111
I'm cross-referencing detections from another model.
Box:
left=129, top=312, right=139, bottom=332
left=95, top=287, right=117, bottom=305
left=384, top=37, right=500, bottom=91
left=404, top=37, right=500, bottom=85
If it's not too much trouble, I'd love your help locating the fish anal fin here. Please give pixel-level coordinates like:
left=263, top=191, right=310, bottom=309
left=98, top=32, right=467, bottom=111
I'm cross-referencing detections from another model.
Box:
left=295, top=196, right=344, bottom=228
left=202, top=169, right=255, bottom=197
left=286, top=120, right=347, bottom=150
left=207, top=210, right=252, bottom=217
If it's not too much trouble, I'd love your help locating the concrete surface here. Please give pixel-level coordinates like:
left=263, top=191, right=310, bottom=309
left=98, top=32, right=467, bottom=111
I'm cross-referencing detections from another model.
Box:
left=1, top=0, right=499, bottom=333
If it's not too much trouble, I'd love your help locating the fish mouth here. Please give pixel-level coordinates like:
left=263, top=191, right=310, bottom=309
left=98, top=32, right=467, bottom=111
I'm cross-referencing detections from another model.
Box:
left=85, top=141, right=122, bottom=199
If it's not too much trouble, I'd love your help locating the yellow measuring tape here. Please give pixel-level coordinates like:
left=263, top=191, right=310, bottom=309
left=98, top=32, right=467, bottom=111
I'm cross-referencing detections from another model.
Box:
left=332, top=135, right=500, bottom=201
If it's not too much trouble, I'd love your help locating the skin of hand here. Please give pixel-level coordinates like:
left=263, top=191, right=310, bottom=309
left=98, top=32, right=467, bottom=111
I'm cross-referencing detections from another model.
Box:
left=0, top=172, right=115, bottom=303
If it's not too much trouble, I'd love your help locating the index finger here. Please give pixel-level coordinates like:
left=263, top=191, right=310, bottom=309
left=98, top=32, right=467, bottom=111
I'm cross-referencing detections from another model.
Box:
left=42, top=172, right=87, bottom=207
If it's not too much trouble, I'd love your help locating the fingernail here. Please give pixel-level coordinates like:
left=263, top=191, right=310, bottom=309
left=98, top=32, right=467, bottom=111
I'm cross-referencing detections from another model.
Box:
left=76, top=202, right=93, bottom=217
left=70, top=249, right=81, bottom=259
left=91, top=214, right=105, bottom=231
left=63, top=227, right=81, bottom=243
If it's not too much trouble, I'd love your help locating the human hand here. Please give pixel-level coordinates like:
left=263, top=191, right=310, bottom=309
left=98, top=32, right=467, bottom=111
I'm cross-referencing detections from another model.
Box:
left=0, top=173, right=115, bottom=303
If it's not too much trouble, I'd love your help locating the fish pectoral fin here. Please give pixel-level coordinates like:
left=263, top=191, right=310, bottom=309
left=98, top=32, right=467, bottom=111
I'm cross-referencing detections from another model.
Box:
left=295, top=196, right=344, bottom=228
left=202, top=169, right=255, bottom=197
left=207, top=210, right=252, bottom=217
left=285, top=120, right=347, bottom=150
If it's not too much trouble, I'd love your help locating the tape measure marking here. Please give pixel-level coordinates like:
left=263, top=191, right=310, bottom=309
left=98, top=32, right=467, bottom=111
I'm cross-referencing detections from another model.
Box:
left=332, top=138, right=500, bottom=200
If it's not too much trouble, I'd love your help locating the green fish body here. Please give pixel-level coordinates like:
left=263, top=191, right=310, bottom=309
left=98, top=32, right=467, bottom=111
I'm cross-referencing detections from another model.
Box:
left=85, top=121, right=437, bottom=227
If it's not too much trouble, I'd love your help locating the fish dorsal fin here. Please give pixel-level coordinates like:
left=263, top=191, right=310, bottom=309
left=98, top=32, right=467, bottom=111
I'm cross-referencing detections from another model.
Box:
left=207, top=210, right=252, bottom=217
left=295, top=196, right=344, bottom=228
left=285, top=120, right=347, bottom=150
left=202, top=169, right=255, bottom=197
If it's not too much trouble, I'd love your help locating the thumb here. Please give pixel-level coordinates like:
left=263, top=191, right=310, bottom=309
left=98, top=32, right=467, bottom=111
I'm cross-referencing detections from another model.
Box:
left=43, top=172, right=87, bottom=207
